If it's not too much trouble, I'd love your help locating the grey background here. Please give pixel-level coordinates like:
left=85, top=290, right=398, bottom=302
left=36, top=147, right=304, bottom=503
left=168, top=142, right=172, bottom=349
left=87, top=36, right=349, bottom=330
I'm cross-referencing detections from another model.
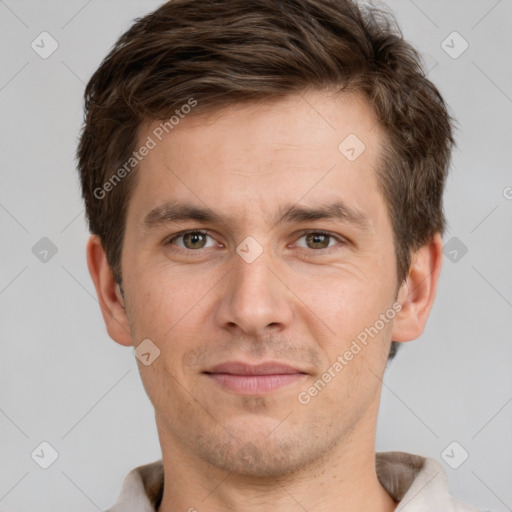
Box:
left=1, top=0, right=511, bottom=510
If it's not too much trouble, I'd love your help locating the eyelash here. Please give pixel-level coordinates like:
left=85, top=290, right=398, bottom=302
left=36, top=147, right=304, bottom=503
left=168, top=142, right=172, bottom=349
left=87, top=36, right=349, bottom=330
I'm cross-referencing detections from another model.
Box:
left=165, top=229, right=346, bottom=256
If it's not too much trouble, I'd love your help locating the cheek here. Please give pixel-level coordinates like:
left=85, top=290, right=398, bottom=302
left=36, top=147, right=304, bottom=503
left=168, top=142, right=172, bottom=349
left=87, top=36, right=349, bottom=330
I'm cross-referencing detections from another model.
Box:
left=125, top=266, right=220, bottom=396
left=125, top=262, right=209, bottom=339
left=291, top=268, right=392, bottom=345
left=296, top=271, right=395, bottom=401
left=309, top=318, right=393, bottom=415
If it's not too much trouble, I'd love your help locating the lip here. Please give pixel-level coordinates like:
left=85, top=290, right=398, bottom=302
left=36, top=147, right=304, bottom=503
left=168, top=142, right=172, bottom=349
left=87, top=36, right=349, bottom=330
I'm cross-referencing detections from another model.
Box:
left=204, top=361, right=308, bottom=394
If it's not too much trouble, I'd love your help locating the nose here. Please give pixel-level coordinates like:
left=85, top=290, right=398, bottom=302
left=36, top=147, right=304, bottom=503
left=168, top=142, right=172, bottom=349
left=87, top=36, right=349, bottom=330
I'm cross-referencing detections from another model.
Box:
left=214, top=246, right=294, bottom=337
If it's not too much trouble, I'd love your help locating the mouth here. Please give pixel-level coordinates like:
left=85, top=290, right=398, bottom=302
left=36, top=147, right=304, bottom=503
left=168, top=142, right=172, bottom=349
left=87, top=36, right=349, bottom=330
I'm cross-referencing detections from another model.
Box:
left=203, top=361, right=308, bottom=394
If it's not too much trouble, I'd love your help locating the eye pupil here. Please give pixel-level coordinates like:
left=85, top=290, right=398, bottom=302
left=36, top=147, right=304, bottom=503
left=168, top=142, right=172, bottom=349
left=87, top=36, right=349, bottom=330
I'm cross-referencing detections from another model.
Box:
left=306, top=233, right=329, bottom=249
left=184, top=232, right=206, bottom=249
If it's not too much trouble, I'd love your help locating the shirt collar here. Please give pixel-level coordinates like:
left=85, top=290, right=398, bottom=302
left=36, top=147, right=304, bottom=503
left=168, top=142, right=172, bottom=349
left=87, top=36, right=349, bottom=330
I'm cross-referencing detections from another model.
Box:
left=106, top=451, right=482, bottom=512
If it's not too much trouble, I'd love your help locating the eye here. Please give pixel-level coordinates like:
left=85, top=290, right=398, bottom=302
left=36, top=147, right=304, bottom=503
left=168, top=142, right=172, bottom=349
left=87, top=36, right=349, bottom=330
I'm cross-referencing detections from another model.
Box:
left=167, top=230, right=217, bottom=250
left=294, top=231, right=344, bottom=251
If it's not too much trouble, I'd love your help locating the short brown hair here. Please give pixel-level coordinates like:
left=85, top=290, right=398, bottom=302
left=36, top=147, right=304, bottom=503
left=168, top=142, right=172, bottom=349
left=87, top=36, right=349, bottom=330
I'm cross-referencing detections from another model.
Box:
left=77, top=0, right=455, bottom=357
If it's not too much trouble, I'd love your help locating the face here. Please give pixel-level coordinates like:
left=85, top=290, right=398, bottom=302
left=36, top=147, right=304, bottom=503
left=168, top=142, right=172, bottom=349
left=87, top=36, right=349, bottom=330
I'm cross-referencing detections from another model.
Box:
left=117, top=91, right=401, bottom=476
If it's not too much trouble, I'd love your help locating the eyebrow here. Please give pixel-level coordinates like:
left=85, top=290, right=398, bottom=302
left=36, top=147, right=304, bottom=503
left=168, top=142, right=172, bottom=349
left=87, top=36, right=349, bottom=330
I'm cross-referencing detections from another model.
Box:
left=141, top=200, right=370, bottom=233
left=275, top=201, right=369, bottom=229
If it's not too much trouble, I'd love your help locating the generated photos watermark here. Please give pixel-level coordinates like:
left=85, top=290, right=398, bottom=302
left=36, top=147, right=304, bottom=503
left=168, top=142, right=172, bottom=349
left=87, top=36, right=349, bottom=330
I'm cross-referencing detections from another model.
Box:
left=93, top=97, right=197, bottom=200
left=297, top=302, right=402, bottom=405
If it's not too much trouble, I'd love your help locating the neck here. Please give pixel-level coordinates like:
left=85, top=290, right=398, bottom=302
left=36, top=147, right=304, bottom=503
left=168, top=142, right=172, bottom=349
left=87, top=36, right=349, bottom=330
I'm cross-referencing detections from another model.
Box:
left=156, top=416, right=397, bottom=512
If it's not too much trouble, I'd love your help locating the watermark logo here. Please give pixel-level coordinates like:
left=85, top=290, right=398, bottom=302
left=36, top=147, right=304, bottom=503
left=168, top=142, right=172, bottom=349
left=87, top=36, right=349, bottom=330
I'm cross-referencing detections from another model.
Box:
left=31, top=32, right=59, bottom=59
left=32, top=237, right=58, bottom=263
left=134, top=339, right=161, bottom=366
left=338, top=133, right=366, bottom=162
left=441, top=441, right=469, bottom=469
left=443, top=236, right=468, bottom=263
left=441, top=31, right=469, bottom=60
left=237, top=442, right=262, bottom=469
left=31, top=441, right=59, bottom=469
left=236, top=236, right=263, bottom=264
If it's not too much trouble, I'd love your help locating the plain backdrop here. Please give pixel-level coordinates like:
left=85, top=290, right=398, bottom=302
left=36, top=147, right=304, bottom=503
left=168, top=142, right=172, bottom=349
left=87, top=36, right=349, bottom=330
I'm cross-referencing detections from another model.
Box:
left=0, top=0, right=511, bottom=511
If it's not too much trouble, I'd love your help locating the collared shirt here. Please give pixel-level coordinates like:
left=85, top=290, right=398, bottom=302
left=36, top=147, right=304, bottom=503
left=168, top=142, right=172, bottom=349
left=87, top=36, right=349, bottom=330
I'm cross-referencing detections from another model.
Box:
left=105, top=451, right=486, bottom=511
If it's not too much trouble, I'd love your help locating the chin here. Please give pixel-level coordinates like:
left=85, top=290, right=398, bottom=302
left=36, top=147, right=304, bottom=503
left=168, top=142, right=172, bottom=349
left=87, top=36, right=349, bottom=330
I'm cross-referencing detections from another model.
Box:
left=193, top=425, right=338, bottom=478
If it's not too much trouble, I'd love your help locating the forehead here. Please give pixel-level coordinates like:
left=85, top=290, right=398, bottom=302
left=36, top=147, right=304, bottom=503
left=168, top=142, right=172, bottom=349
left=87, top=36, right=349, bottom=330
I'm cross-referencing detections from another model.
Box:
left=126, top=90, right=387, bottom=232
left=143, top=91, right=382, bottom=158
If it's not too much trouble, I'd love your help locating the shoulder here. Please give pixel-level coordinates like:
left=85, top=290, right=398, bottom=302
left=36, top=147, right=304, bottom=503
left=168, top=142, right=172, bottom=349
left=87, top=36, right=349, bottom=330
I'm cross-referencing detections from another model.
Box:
left=376, top=451, right=487, bottom=512
left=104, top=460, right=164, bottom=512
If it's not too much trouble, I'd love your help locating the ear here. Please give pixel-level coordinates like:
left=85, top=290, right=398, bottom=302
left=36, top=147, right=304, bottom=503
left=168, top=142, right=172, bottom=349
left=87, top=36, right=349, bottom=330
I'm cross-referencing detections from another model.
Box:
left=86, top=234, right=133, bottom=347
left=391, top=232, right=443, bottom=342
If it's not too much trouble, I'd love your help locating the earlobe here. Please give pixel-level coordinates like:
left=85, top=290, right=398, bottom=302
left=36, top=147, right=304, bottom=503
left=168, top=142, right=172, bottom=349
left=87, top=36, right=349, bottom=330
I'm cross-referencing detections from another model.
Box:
left=86, top=235, right=133, bottom=347
left=391, top=233, right=443, bottom=343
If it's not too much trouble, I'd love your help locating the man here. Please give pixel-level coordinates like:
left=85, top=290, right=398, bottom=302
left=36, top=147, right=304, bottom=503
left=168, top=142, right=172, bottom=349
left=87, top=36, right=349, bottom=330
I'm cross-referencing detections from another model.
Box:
left=77, top=0, right=483, bottom=510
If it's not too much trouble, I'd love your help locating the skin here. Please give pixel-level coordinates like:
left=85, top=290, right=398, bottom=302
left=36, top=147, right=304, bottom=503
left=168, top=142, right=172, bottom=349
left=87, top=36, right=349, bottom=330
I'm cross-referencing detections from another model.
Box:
left=87, top=90, right=443, bottom=511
